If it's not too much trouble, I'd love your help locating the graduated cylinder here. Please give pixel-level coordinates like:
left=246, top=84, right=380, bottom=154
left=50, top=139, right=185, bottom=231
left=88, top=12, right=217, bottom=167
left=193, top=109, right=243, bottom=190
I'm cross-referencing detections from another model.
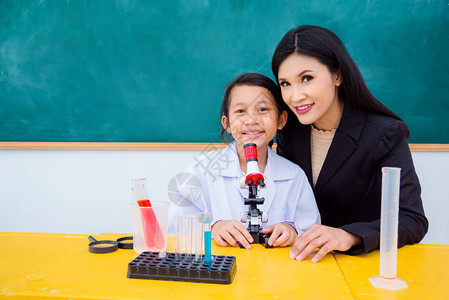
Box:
left=379, top=167, right=401, bottom=279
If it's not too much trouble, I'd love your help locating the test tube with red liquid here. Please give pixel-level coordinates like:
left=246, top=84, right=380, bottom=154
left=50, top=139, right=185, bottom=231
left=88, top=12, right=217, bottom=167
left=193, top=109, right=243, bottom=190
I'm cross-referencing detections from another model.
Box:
left=132, top=178, right=165, bottom=249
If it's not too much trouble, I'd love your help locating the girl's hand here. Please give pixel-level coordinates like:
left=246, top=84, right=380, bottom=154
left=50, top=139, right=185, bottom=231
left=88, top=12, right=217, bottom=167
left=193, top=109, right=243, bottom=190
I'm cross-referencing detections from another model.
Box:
left=212, top=220, right=254, bottom=249
left=289, top=224, right=362, bottom=263
left=262, top=222, right=297, bottom=247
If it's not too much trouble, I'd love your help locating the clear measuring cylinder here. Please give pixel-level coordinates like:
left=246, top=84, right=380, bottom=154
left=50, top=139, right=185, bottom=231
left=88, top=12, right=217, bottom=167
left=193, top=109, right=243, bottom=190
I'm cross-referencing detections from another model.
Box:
left=379, top=167, right=401, bottom=278
left=369, top=167, right=408, bottom=290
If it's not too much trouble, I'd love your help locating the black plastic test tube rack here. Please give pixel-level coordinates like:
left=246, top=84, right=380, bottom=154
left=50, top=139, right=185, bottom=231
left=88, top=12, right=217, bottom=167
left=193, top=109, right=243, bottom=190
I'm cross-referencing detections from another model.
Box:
left=127, top=252, right=237, bottom=284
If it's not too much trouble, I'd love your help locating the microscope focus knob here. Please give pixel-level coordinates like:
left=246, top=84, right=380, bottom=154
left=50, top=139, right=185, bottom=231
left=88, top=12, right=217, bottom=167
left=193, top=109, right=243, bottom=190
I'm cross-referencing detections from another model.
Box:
left=240, top=212, right=248, bottom=223
left=261, top=212, right=268, bottom=223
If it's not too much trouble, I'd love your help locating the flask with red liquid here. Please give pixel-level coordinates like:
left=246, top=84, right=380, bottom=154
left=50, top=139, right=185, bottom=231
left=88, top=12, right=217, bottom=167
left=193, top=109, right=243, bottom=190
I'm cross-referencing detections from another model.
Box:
left=132, top=178, right=165, bottom=249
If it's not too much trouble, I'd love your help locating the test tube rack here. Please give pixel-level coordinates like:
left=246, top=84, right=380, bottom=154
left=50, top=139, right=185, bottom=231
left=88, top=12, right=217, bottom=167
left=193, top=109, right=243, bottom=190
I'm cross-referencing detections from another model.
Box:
left=127, top=252, right=237, bottom=284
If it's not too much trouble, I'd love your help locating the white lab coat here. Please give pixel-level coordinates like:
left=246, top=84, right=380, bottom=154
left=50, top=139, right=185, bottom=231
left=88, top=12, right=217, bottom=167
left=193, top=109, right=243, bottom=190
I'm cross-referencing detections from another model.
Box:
left=168, top=142, right=320, bottom=235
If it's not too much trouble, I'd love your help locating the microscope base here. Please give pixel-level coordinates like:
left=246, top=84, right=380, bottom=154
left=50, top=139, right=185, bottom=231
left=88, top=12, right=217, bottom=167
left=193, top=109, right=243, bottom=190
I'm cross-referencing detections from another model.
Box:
left=239, top=230, right=273, bottom=248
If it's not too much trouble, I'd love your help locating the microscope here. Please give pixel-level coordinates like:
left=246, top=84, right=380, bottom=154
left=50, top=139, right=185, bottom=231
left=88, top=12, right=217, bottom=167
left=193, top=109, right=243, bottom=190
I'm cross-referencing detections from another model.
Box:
left=239, top=143, right=272, bottom=248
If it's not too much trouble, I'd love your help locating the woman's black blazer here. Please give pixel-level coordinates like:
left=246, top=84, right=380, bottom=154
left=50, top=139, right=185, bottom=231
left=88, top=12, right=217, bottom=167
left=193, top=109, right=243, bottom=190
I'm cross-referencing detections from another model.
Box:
left=276, top=103, right=428, bottom=254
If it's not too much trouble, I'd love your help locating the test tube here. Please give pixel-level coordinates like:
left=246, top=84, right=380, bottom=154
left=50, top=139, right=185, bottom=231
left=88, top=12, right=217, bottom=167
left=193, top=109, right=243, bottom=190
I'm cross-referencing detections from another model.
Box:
left=369, top=167, right=408, bottom=290
left=204, top=212, right=212, bottom=265
left=191, top=215, right=197, bottom=256
left=179, top=216, right=185, bottom=254
left=195, top=213, right=204, bottom=261
left=186, top=215, right=194, bottom=254
left=174, top=216, right=180, bottom=259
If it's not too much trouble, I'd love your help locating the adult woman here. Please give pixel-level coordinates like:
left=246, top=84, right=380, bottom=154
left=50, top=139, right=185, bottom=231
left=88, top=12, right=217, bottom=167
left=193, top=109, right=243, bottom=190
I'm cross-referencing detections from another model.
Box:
left=272, top=25, right=428, bottom=262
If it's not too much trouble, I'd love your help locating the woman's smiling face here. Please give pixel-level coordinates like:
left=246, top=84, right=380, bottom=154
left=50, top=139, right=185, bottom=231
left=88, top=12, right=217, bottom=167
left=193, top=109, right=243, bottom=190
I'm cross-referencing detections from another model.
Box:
left=277, top=53, right=343, bottom=131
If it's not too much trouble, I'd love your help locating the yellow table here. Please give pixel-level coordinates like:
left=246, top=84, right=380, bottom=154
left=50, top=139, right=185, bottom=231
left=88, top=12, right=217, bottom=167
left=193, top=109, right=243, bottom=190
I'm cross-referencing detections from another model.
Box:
left=334, top=244, right=449, bottom=299
left=1, top=232, right=351, bottom=299
left=1, top=233, right=448, bottom=299
left=0, top=232, right=88, bottom=290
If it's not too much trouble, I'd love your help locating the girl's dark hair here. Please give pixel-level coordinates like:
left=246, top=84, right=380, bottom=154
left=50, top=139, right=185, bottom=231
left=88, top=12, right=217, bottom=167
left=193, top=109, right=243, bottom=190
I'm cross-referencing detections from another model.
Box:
left=220, top=73, right=287, bottom=143
left=271, top=25, right=408, bottom=137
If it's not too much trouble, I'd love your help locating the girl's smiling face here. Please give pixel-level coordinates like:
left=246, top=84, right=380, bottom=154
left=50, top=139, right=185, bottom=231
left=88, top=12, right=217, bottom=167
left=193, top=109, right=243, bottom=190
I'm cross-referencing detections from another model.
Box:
left=221, top=85, right=287, bottom=150
left=277, top=53, right=343, bottom=131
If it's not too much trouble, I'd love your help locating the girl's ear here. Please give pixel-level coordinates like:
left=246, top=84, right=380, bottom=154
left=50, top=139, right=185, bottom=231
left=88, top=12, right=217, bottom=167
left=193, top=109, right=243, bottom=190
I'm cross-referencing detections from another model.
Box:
left=277, top=110, right=288, bottom=130
left=334, top=69, right=343, bottom=86
left=221, top=115, right=231, bottom=133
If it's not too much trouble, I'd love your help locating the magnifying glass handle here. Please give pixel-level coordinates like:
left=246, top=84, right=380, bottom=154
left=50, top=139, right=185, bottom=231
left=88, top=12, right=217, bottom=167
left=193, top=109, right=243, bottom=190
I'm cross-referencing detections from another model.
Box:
left=88, top=236, right=98, bottom=243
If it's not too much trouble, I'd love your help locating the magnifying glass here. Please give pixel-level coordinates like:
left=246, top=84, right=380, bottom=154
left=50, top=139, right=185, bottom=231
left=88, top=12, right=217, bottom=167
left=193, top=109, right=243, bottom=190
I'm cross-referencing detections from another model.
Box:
left=88, top=236, right=133, bottom=254
left=117, top=236, right=133, bottom=249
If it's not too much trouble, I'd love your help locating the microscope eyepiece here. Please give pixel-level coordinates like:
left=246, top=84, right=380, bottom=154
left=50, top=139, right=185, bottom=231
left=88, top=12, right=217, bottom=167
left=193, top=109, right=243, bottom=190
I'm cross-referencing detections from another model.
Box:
left=244, top=143, right=258, bottom=162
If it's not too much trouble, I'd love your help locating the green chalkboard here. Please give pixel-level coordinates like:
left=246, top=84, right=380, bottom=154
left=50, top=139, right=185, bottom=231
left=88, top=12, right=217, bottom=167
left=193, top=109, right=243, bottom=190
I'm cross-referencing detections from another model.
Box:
left=1, top=0, right=448, bottom=143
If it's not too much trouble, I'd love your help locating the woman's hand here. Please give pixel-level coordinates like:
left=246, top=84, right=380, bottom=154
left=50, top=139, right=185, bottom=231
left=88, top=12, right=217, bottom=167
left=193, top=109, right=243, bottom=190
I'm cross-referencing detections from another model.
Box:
left=290, top=224, right=362, bottom=263
left=262, top=222, right=297, bottom=247
left=212, top=220, right=254, bottom=249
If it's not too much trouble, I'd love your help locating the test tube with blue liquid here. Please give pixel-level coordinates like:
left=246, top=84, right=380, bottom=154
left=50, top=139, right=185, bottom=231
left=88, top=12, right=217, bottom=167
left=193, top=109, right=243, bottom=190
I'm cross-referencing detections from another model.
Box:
left=204, top=212, right=212, bottom=265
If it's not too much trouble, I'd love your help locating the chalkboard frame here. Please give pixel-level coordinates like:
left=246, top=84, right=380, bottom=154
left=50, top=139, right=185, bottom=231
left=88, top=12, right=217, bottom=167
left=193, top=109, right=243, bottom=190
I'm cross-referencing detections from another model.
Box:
left=0, top=142, right=447, bottom=152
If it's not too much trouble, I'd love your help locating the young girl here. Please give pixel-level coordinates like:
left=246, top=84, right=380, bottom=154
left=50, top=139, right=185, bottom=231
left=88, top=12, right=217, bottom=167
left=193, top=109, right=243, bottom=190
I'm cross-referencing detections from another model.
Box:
left=170, top=73, right=320, bottom=249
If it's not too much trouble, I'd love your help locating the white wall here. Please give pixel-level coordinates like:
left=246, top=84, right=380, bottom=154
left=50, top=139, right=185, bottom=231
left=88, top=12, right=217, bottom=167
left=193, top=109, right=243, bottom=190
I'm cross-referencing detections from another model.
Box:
left=1, top=149, right=447, bottom=244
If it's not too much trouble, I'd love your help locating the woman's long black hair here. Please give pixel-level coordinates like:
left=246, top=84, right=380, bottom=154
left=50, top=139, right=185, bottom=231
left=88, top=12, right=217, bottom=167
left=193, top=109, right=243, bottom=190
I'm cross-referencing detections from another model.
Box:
left=271, top=25, right=408, bottom=136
